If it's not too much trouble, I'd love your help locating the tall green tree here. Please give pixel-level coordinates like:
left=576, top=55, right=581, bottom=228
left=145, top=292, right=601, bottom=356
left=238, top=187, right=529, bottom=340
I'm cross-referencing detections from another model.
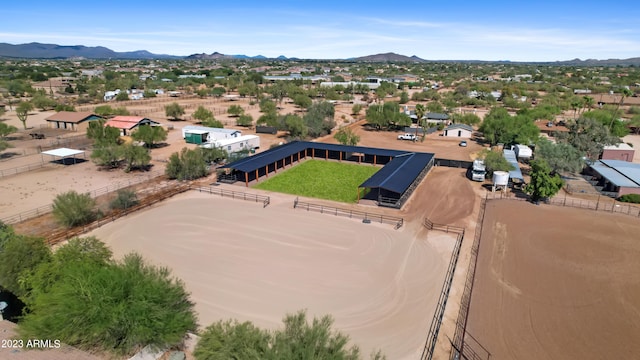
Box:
left=166, top=147, right=209, bottom=180
left=165, top=102, right=185, bottom=121
left=535, top=138, right=584, bottom=174
left=16, top=101, right=34, bottom=130
left=524, top=159, right=564, bottom=202
left=227, top=104, right=245, bottom=117
left=87, top=120, right=120, bottom=145
left=0, top=122, right=17, bottom=139
left=193, top=106, right=214, bottom=123
left=31, top=94, right=57, bottom=111
left=365, top=102, right=411, bottom=130
left=121, top=144, right=151, bottom=172
left=555, top=117, right=620, bottom=161
left=304, top=101, right=336, bottom=137
left=283, top=114, right=307, bottom=138
left=481, top=150, right=515, bottom=176
left=479, top=107, right=539, bottom=146
left=131, top=125, right=167, bottom=148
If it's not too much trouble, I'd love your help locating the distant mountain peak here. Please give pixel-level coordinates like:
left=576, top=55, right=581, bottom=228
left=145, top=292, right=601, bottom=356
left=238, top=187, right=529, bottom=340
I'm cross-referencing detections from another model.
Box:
left=353, top=52, right=425, bottom=62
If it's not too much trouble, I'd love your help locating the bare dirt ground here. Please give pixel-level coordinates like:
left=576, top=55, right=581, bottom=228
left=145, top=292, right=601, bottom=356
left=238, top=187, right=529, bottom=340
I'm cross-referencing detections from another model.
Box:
left=466, top=200, right=640, bottom=360
left=88, top=190, right=458, bottom=360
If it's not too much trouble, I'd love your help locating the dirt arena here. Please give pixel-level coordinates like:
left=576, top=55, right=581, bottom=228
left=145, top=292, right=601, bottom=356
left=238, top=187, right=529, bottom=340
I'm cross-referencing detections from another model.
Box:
left=88, top=191, right=459, bottom=359
left=466, top=200, right=640, bottom=360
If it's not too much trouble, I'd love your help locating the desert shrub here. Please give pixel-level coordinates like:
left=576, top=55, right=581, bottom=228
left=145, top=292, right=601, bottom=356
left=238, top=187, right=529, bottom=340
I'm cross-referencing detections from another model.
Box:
left=109, top=189, right=139, bottom=210
left=52, top=191, right=98, bottom=227
left=618, top=194, right=640, bottom=203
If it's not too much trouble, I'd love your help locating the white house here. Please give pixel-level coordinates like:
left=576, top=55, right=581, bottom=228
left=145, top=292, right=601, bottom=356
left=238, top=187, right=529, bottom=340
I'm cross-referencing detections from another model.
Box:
left=443, top=124, right=473, bottom=138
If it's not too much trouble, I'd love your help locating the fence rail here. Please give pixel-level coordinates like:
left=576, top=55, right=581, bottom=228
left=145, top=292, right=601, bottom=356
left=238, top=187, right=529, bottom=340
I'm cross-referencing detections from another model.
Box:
left=486, top=191, right=640, bottom=217
left=0, top=161, right=49, bottom=178
left=450, top=199, right=488, bottom=360
left=421, top=219, right=465, bottom=360
left=192, top=186, right=270, bottom=207
left=293, top=197, right=403, bottom=229
left=0, top=171, right=164, bottom=225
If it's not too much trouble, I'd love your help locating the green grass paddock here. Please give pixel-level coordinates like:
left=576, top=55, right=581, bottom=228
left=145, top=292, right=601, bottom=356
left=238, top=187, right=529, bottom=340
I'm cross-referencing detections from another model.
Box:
left=253, top=159, right=379, bottom=203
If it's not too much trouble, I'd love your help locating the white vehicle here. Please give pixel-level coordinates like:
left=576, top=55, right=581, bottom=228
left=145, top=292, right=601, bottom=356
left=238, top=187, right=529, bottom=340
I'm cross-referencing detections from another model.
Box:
left=397, top=133, right=417, bottom=141
left=512, top=144, right=532, bottom=160
left=201, top=135, right=260, bottom=153
left=471, top=159, right=486, bottom=181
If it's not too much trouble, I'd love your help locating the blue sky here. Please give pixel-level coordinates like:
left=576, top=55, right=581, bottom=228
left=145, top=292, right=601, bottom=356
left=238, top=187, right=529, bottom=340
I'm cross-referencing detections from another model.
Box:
left=2, top=0, right=639, bottom=61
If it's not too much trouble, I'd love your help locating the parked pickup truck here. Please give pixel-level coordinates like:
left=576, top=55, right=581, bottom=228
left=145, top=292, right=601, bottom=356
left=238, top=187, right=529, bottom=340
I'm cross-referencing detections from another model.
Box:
left=397, top=133, right=417, bottom=141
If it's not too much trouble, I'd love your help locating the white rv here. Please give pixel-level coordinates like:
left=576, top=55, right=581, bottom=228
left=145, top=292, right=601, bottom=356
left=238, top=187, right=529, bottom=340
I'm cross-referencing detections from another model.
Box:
left=201, top=135, right=260, bottom=153
left=471, top=159, right=486, bottom=181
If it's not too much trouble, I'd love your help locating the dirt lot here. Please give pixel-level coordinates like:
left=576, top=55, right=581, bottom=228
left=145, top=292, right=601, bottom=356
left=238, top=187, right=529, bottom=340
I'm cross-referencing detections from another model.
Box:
left=466, top=200, right=640, bottom=360
left=88, top=190, right=459, bottom=360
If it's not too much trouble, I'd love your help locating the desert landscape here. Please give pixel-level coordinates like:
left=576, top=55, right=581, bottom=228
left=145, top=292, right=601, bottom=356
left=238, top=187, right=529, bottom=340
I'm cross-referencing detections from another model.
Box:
left=465, top=200, right=640, bottom=360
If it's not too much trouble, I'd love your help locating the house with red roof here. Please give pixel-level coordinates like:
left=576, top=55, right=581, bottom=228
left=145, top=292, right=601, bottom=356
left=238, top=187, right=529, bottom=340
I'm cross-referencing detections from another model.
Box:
left=104, top=116, right=160, bottom=136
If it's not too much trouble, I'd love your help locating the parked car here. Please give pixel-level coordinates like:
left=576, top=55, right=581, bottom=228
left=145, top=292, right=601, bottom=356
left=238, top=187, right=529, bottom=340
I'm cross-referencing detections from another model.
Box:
left=397, top=133, right=417, bottom=141
left=459, top=140, right=467, bottom=147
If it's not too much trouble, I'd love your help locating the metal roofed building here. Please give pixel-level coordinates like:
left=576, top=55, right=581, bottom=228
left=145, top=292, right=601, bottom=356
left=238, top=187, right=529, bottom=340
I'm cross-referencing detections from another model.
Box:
left=220, top=141, right=434, bottom=208
left=503, top=149, right=524, bottom=183
left=589, top=160, right=640, bottom=196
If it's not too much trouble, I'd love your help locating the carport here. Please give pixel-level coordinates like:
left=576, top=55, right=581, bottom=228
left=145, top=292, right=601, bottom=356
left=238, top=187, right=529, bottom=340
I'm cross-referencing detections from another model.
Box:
left=41, top=147, right=86, bottom=165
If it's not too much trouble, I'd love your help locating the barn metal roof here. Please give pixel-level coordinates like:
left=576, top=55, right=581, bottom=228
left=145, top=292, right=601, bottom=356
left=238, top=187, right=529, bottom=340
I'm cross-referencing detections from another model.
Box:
left=503, top=149, right=524, bottom=181
left=591, top=160, right=640, bottom=188
left=359, top=152, right=434, bottom=195
left=222, top=141, right=406, bottom=173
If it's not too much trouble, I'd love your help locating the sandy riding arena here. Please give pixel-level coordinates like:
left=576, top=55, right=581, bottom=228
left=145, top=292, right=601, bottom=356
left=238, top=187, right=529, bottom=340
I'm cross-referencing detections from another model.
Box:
left=466, top=200, right=640, bottom=360
left=89, top=191, right=457, bottom=359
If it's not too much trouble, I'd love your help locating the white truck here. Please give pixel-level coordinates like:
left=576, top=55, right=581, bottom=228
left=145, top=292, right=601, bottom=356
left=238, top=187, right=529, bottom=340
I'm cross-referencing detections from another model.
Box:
left=397, top=133, right=417, bottom=141
left=512, top=144, right=532, bottom=160
left=201, top=134, right=260, bottom=153
left=471, top=159, right=486, bottom=181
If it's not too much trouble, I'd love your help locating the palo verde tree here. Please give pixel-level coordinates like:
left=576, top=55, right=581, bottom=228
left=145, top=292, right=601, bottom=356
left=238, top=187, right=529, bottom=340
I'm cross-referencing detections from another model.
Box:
left=0, top=122, right=17, bottom=151
left=227, top=104, right=245, bottom=117
left=16, top=101, right=34, bottom=130
left=194, top=310, right=379, bottom=360
left=524, top=159, right=564, bottom=203
left=334, top=127, right=360, bottom=146
left=120, top=144, right=151, bottom=172
left=19, top=251, right=197, bottom=357
left=166, top=147, right=209, bottom=181
left=131, top=124, right=167, bottom=148
left=52, top=190, right=99, bottom=228
left=165, top=102, right=185, bottom=121
left=303, top=101, right=336, bottom=138
left=192, top=105, right=215, bottom=123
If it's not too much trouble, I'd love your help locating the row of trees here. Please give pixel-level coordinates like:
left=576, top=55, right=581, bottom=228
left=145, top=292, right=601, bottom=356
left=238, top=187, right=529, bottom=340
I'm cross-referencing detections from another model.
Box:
left=257, top=99, right=336, bottom=139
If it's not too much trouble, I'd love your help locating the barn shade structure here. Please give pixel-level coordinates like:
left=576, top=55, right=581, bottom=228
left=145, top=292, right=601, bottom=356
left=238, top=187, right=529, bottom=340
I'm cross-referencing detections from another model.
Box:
left=221, top=141, right=435, bottom=208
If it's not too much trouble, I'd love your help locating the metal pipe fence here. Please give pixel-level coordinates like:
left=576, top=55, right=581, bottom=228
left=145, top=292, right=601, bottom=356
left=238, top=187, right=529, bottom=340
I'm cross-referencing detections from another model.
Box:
left=192, top=186, right=270, bottom=207
left=420, top=218, right=465, bottom=360
left=293, top=197, right=403, bottom=229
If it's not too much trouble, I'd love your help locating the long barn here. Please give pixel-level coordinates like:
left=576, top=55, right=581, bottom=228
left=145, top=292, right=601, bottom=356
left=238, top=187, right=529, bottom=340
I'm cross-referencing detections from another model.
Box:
left=220, top=141, right=434, bottom=208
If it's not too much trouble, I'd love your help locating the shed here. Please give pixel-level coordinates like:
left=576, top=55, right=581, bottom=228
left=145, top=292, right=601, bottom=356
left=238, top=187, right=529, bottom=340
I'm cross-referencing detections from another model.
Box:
left=443, top=124, right=473, bottom=138
left=601, top=143, right=635, bottom=162
left=45, top=111, right=104, bottom=132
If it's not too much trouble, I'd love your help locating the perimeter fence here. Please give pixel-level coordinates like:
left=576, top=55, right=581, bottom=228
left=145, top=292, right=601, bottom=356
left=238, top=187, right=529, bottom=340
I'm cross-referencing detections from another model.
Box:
left=192, top=185, right=270, bottom=207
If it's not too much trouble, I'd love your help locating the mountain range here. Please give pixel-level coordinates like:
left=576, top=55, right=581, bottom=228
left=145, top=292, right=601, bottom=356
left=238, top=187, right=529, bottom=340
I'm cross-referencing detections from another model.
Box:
left=0, top=42, right=639, bottom=66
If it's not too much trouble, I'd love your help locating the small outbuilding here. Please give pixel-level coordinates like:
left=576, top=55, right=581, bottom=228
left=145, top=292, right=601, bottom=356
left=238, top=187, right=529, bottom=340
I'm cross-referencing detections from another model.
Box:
left=45, top=111, right=104, bottom=132
left=601, top=143, right=635, bottom=162
left=443, top=124, right=473, bottom=138
left=425, top=112, right=449, bottom=124
left=104, top=116, right=160, bottom=136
